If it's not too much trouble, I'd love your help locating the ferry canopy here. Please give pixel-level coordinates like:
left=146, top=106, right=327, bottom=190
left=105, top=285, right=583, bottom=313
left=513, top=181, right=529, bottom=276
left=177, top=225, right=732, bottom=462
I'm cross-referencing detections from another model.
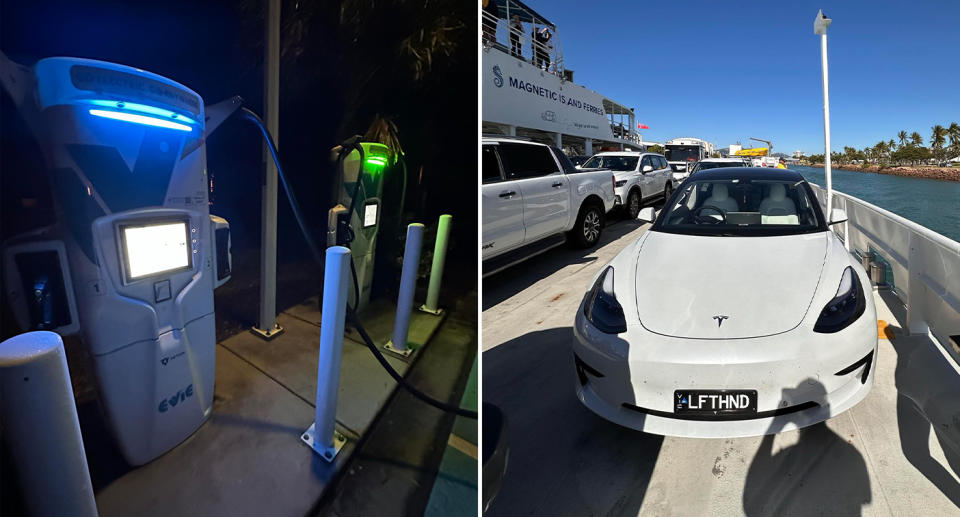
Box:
left=489, top=0, right=555, bottom=28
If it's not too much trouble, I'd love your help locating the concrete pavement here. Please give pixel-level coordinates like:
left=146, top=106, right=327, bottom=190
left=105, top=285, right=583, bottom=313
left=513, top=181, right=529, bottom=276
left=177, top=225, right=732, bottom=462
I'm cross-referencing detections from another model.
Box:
left=482, top=215, right=960, bottom=516
left=92, top=294, right=452, bottom=516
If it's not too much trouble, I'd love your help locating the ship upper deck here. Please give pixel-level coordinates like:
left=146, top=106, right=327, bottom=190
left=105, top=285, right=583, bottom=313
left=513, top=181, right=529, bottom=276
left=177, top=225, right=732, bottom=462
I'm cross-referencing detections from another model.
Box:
left=482, top=0, right=642, bottom=155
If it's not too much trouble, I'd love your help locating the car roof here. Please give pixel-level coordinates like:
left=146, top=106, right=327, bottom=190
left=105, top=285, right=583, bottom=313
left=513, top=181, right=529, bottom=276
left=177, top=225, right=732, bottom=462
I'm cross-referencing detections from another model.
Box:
left=699, top=158, right=746, bottom=162
left=689, top=167, right=805, bottom=181
left=594, top=151, right=661, bottom=156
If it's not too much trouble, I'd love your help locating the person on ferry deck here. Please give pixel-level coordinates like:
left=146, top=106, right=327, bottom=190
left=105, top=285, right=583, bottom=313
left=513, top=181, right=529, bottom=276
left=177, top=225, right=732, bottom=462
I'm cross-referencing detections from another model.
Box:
left=510, top=15, right=523, bottom=58
left=776, top=158, right=788, bottom=169
left=533, top=27, right=551, bottom=70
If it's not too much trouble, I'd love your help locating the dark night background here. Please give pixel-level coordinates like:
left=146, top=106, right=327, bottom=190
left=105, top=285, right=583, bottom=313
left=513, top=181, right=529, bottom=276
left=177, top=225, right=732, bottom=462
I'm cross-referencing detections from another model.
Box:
left=1, top=0, right=478, bottom=336
left=0, top=1, right=478, bottom=510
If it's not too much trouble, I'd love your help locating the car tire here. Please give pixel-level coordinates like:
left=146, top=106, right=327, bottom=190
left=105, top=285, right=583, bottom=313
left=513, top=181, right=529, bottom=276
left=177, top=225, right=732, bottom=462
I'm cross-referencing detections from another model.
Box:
left=569, top=202, right=604, bottom=248
left=626, top=189, right=641, bottom=219
left=663, top=182, right=673, bottom=201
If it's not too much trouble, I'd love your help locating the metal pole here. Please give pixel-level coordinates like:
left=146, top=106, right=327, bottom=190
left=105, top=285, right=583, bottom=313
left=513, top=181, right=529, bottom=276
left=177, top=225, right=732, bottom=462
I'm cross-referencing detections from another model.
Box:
left=385, top=223, right=424, bottom=357
left=815, top=10, right=834, bottom=218
left=254, top=0, right=283, bottom=339
left=301, top=246, right=350, bottom=461
left=0, top=332, right=98, bottom=517
left=421, top=215, right=452, bottom=315
left=821, top=33, right=833, bottom=217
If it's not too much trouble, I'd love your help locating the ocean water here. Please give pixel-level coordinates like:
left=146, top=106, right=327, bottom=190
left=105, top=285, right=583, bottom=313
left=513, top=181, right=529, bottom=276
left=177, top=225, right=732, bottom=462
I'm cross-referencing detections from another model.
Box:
left=793, top=166, right=960, bottom=243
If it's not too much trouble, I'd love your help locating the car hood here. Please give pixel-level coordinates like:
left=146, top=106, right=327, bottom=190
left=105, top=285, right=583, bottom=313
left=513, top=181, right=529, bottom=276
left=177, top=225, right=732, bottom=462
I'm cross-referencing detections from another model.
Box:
left=634, top=231, right=828, bottom=339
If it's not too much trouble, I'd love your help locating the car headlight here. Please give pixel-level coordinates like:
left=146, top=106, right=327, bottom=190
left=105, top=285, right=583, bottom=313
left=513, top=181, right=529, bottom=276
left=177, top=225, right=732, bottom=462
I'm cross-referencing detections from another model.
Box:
left=583, top=266, right=627, bottom=334
left=615, top=179, right=628, bottom=187
left=814, top=266, right=866, bottom=333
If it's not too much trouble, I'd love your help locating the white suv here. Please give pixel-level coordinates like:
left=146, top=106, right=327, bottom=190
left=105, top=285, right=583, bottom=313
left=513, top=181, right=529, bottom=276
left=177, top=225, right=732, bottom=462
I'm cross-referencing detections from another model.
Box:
left=580, top=152, right=673, bottom=219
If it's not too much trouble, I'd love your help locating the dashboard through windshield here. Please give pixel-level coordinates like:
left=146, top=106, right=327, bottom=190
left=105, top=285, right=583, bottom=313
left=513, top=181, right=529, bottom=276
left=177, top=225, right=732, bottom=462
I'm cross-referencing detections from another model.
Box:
left=653, top=177, right=826, bottom=236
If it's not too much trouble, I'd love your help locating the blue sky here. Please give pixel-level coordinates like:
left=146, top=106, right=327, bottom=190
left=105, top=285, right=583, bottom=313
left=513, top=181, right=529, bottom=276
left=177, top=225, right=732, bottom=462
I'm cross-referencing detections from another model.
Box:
left=541, top=1, right=960, bottom=154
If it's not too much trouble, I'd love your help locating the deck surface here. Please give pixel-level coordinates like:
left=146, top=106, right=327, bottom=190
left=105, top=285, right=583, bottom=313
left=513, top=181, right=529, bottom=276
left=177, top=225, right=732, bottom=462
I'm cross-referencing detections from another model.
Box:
left=94, top=296, right=447, bottom=516
left=482, top=214, right=960, bottom=516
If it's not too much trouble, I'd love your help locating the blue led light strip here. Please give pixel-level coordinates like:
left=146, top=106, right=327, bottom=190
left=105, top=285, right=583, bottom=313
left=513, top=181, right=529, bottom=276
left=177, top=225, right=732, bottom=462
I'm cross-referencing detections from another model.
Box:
left=89, top=109, right=193, bottom=131
left=84, top=99, right=199, bottom=125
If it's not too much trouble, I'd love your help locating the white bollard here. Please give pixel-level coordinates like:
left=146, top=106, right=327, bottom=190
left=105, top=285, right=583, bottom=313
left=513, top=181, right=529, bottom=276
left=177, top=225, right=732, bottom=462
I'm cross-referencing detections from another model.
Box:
left=300, top=246, right=350, bottom=461
left=385, top=223, right=424, bottom=358
left=0, top=331, right=98, bottom=517
left=420, top=214, right=452, bottom=315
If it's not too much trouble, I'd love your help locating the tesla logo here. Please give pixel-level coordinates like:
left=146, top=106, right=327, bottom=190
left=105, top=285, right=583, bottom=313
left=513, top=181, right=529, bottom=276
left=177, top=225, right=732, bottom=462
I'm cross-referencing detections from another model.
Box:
left=713, top=315, right=729, bottom=327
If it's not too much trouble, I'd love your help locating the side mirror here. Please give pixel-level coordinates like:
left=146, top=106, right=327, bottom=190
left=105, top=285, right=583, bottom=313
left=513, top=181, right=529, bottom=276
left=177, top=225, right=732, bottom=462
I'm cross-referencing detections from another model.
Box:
left=642, top=165, right=654, bottom=173
left=829, top=208, right=848, bottom=225
left=638, top=207, right=656, bottom=223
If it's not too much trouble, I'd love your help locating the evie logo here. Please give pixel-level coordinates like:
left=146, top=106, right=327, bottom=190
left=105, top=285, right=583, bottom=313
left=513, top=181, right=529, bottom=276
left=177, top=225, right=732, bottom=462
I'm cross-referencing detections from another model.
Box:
left=158, top=384, right=194, bottom=413
left=493, top=65, right=503, bottom=88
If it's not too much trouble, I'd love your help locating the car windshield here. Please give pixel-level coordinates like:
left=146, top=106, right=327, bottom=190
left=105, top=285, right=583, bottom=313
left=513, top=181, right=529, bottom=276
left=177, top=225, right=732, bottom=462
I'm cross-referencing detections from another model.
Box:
left=654, top=177, right=825, bottom=236
left=582, top=155, right=638, bottom=171
left=692, top=161, right=744, bottom=173
left=665, top=146, right=700, bottom=162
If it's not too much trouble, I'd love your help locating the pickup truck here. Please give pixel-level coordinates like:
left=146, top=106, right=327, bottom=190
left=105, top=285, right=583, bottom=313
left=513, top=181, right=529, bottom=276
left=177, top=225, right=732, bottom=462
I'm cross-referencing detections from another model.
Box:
left=482, top=137, right=616, bottom=276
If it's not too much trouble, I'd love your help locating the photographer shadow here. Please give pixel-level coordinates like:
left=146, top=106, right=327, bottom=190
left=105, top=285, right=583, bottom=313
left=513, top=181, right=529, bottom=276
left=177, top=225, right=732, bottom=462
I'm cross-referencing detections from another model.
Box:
left=743, top=380, right=871, bottom=516
left=889, top=332, right=960, bottom=506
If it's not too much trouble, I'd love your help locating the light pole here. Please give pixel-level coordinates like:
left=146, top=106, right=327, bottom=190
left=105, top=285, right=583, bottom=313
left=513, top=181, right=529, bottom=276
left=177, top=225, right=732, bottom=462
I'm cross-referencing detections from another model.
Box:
left=815, top=9, right=834, bottom=217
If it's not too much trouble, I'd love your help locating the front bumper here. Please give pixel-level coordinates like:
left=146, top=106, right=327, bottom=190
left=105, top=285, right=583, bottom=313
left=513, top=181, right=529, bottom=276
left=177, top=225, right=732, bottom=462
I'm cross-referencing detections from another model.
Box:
left=572, top=301, right=878, bottom=438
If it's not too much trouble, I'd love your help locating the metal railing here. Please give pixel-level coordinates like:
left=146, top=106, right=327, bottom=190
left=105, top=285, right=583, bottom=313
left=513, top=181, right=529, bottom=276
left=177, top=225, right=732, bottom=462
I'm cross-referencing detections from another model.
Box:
left=810, top=183, right=960, bottom=350
left=482, top=9, right=565, bottom=77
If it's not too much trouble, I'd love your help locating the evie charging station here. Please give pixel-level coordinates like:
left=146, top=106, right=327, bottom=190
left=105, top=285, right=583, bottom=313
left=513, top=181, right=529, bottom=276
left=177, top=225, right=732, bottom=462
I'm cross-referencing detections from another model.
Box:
left=332, top=142, right=391, bottom=312
left=1, top=56, right=231, bottom=465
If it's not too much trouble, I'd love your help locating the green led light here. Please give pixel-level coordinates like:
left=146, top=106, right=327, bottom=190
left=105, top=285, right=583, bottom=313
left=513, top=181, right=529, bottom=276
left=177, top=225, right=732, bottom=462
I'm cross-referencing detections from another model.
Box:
left=365, top=157, right=388, bottom=167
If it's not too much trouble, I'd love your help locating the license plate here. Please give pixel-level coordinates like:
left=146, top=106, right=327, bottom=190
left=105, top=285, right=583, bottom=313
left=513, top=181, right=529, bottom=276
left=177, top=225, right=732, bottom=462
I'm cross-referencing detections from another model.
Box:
left=675, top=390, right=757, bottom=415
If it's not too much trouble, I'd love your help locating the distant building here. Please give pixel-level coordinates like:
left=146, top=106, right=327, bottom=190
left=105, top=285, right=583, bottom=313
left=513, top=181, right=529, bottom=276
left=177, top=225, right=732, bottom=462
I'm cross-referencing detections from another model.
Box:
left=793, top=150, right=805, bottom=159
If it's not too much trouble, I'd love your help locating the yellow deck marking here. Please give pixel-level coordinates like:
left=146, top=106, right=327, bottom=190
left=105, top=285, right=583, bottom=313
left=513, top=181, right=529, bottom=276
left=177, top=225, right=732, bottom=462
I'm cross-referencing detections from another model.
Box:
left=878, top=320, right=894, bottom=340
left=448, top=434, right=478, bottom=460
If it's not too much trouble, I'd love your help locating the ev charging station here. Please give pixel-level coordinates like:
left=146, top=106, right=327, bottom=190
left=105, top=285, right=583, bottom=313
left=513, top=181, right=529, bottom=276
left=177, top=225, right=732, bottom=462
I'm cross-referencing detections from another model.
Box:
left=1, top=50, right=458, bottom=483
left=330, top=142, right=392, bottom=313
left=1, top=55, right=232, bottom=465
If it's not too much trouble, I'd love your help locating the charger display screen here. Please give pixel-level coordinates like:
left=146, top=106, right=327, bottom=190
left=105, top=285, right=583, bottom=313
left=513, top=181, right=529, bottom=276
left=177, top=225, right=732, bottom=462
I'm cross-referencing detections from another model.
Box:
left=122, top=220, right=191, bottom=280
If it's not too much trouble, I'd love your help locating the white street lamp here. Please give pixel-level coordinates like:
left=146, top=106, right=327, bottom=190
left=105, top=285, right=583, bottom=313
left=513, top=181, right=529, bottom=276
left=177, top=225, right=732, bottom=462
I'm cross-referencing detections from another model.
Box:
left=815, top=9, right=834, bottom=217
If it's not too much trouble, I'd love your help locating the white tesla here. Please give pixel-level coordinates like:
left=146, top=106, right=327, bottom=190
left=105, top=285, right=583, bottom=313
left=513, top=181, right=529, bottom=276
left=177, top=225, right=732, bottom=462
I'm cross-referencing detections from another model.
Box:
left=572, top=168, right=877, bottom=438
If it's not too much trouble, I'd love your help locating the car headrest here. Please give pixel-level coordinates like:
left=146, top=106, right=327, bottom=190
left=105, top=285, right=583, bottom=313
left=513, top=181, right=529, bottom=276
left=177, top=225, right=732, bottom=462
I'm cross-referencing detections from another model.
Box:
left=769, top=183, right=786, bottom=201
left=712, top=183, right=729, bottom=201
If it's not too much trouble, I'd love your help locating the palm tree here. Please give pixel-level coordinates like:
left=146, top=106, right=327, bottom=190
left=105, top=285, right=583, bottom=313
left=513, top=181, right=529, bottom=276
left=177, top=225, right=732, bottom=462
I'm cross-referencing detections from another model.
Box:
left=931, top=125, right=947, bottom=147
left=877, top=141, right=889, bottom=163
left=948, top=122, right=960, bottom=157
left=931, top=125, right=947, bottom=163
left=888, top=139, right=896, bottom=152
left=897, top=130, right=908, bottom=147
left=910, top=132, right=923, bottom=146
